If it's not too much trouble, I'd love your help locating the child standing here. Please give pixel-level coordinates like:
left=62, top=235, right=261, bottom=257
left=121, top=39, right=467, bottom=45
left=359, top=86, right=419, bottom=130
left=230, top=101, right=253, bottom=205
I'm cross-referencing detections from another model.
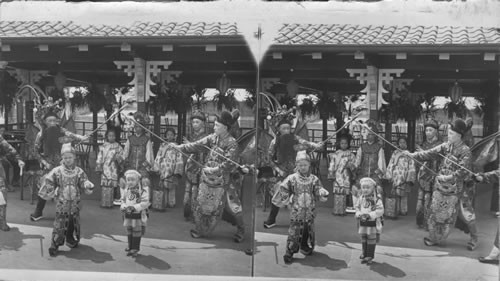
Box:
left=385, top=137, right=416, bottom=218
left=355, top=177, right=384, bottom=265
left=121, top=169, right=150, bottom=257
left=153, top=128, right=184, bottom=210
left=96, top=129, right=124, bottom=207
left=272, top=151, right=329, bottom=264
left=328, top=135, right=356, bottom=216
left=38, top=143, right=94, bottom=257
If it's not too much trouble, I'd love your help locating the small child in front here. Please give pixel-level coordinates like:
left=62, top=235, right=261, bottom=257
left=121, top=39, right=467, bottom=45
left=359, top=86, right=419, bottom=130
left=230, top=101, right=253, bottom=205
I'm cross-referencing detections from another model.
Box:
left=39, top=143, right=94, bottom=257
left=355, top=177, right=384, bottom=265
left=272, top=151, right=329, bottom=264
left=121, top=169, right=150, bottom=257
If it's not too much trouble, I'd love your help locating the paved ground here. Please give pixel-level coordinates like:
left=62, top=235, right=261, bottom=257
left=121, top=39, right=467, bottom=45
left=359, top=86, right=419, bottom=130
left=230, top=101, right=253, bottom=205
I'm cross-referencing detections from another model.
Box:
left=0, top=157, right=498, bottom=280
left=254, top=179, right=499, bottom=280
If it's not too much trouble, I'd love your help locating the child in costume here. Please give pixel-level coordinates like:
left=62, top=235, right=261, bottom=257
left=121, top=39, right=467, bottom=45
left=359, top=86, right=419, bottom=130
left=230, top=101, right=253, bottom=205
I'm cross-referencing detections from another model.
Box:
left=121, top=169, right=150, bottom=257
left=0, top=135, right=25, bottom=231
left=328, top=135, right=356, bottom=216
left=39, top=143, right=94, bottom=257
left=153, top=128, right=184, bottom=209
left=385, top=136, right=416, bottom=218
left=96, top=129, right=124, bottom=207
left=30, top=98, right=87, bottom=222
left=355, top=177, right=384, bottom=265
left=272, top=151, right=329, bottom=264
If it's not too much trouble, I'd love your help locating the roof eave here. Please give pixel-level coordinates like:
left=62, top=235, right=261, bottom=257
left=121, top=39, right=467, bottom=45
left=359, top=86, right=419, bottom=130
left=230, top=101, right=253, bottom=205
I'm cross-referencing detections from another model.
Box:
left=0, top=35, right=246, bottom=45
left=268, top=44, right=500, bottom=53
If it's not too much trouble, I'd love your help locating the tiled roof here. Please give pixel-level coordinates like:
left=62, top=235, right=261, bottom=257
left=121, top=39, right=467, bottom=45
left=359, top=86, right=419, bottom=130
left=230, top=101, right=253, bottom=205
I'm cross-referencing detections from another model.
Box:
left=275, top=24, right=500, bottom=45
left=0, top=21, right=239, bottom=38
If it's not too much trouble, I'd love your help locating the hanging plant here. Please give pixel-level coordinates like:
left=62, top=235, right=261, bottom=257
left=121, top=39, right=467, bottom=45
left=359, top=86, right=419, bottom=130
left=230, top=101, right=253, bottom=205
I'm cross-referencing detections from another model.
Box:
left=192, top=88, right=207, bottom=110
left=67, top=88, right=87, bottom=110
left=244, top=89, right=257, bottom=109
left=298, top=96, right=318, bottom=118
left=471, top=96, right=485, bottom=117
left=380, top=89, right=423, bottom=122
left=0, top=70, right=19, bottom=111
left=214, top=88, right=238, bottom=111
left=86, top=83, right=107, bottom=113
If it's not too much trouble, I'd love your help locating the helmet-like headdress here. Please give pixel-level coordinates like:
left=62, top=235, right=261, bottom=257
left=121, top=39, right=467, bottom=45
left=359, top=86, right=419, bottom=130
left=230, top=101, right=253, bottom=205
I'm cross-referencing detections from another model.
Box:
left=191, top=109, right=207, bottom=122
left=267, top=105, right=296, bottom=133
left=133, top=111, right=150, bottom=126
left=35, top=97, right=64, bottom=126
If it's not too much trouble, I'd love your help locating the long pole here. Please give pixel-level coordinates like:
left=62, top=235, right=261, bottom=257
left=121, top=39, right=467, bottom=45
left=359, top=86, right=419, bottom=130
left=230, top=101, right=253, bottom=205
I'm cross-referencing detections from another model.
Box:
left=250, top=24, right=262, bottom=275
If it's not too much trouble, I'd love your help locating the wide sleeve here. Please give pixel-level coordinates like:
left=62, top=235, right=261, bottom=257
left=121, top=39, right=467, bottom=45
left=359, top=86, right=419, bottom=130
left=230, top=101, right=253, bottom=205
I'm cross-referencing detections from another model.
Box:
left=369, top=198, right=384, bottom=220
left=178, top=135, right=211, bottom=155
left=133, top=187, right=151, bottom=212
left=268, top=138, right=277, bottom=169
left=410, top=143, right=444, bottom=162
left=213, top=140, right=238, bottom=174
left=121, top=139, right=130, bottom=161
left=377, top=148, right=386, bottom=177
left=327, top=153, right=337, bottom=180
left=39, top=168, right=59, bottom=200
left=0, top=138, right=22, bottom=163
left=153, top=144, right=166, bottom=173
left=272, top=175, right=293, bottom=208
left=313, top=176, right=328, bottom=201
left=34, top=131, right=43, bottom=161
left=451, top=148, right=472, bottom=183
left=62, top=128, right=86, bottom=142
left=173, top=150, right=184, bottom=176
left=145, top=140, right=154, bottom=168
left=95, top=145, right=104, bottom=172
left=483, top=169, right=500, bottom=184
left=407, top=157, right=417, bottom=183
left=77, top=169, right=93, bottom=195
left=354, top=147, right=363, bottom=170
left=296, top=135, right=322, bottom=152
left=385, top=153, right=396, bottom=180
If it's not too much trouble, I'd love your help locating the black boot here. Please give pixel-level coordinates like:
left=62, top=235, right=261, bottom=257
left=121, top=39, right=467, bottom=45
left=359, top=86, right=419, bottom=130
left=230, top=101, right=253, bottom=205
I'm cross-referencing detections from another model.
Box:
left=125, top=235, right=132, bottom=252
left=283, top=251, right=293, bottom=264
left=360, top=241, right=367, bottom=259
left=30, top=196, right=46, bottom=221
left=264, top=204, right=279, bottom=229
left=233, top=214, right=245, bottom=243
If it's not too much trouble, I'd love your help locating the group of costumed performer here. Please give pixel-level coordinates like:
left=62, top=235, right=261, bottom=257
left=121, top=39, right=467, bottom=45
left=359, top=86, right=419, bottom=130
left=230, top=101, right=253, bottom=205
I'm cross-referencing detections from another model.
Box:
left=263, top=106, right=324, bottom=229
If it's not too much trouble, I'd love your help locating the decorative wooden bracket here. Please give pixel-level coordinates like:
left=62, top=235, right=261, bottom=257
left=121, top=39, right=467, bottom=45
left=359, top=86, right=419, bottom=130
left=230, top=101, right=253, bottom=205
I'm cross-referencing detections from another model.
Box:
left=114, top=60, right=172, bottom=102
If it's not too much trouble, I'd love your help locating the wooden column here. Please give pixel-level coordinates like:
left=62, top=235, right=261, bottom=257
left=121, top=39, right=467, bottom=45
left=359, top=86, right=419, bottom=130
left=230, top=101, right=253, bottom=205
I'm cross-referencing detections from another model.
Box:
left=134, top=58, right=147, bottom=112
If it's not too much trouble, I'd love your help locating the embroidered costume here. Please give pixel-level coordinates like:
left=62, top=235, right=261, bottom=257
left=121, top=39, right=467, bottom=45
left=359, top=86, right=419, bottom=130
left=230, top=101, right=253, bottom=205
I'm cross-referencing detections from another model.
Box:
left=39, top=144, right=94, bottom=256
left=153, top=141, right=184, bottom=209
left=119, top=112, right=154, bottom=200
left=385, top=149, right=416, bottom=218
left=120, top=170, right=150, bottom=257
left=183, top=110, right=209, bottom=220
left=353, top=120, right=386, bottom=205
left=30, top=99, right=86, bottom=222
left=355, top=178, right=384, bottom=265
left=415, top=119, right=442, bottom=229
left=96, top=141, right=123, bottom=207
left=0, top=136, right=23, bottom=231
left=273, top=151, right=328, bottom=264
left=328, top=149, right=356, bottom=215
left=410, top=119, right=472, bottom=247
left=177, top=111, right=242, bottom=240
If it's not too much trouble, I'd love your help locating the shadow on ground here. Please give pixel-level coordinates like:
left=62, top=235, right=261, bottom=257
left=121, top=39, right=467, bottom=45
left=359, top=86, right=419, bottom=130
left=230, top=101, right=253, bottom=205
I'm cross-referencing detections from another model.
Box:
left=56, top=244, right=114, bottom=264
left=0, top=227, right=44, bottom=252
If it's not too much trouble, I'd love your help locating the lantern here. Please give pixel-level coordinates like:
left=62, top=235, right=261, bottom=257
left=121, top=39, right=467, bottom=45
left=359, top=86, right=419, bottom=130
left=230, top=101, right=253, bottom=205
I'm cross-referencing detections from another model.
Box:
left=449, top=81, right=463, bottom=103
left=286, top=80, right=299, bottom=97
left=217, top=73, right=231, bottom=95
left=54, top=72, right=66, bottom=91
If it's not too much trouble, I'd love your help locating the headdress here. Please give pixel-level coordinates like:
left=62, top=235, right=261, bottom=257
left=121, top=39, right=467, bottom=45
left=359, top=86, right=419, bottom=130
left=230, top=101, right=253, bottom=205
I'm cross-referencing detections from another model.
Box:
left=124, top=169, right=142, bottom=179
left=295, top=150, right=311, bottom=163
left=360, top=177, right=376, bottom=188
left=365, top=119, right=380, bottom=134
left=35, top=97, right=64, bottom=124
left=449, top=118, right=467, bottom=137
left=133, top=111, right=150, bottom=126
left=267, top=105, right=296, bottom=133
left=215, top=110, right=237, bottom=129
left=190, top=109, right=207, bottom=122
left=60, top=143, right=76, bottom=155
left=424, top=118, right=439, bottom=130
